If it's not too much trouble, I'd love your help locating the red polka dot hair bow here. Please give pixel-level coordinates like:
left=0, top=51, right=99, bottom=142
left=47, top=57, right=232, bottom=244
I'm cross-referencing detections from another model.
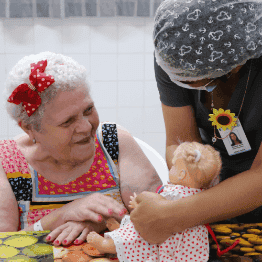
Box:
left=7, top=60, right=55, bottom=117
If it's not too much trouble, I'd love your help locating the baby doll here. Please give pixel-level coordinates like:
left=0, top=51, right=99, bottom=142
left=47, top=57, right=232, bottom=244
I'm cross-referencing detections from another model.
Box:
left=87, top=142, right=222, bottom=262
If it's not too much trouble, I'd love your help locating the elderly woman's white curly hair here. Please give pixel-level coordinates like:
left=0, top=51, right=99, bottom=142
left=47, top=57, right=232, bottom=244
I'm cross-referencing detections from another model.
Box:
left=3, top=52, right=91, bottom=133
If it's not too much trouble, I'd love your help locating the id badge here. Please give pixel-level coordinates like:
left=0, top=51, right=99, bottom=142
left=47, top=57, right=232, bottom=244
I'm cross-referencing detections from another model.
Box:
left=217, top=119, right=251, bottom=156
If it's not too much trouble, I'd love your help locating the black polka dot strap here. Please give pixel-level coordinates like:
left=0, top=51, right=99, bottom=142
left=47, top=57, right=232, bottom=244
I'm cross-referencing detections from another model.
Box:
left=102, top=123, right=119, bottom=162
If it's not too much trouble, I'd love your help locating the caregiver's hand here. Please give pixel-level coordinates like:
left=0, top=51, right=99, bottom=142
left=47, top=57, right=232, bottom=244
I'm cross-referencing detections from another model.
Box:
left=130, top=191, right=174, bottom=244
left=61, top=193, right=127, bottom=224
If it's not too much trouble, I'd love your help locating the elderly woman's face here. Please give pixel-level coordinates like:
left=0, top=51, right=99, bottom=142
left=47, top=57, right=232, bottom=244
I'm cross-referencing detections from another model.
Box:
left=35, top=86, right=99, bottom=164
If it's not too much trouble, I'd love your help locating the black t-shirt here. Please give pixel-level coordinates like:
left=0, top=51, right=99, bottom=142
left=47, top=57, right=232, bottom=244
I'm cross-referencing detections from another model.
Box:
left=154, top=54, right=262, bottom=223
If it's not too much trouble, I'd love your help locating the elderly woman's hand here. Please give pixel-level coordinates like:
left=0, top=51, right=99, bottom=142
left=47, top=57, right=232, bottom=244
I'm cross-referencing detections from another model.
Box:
left=61, top=193, right=127, bottom=224
left=130, top=191, right=175, bottom=244
left=45, top=220, right=100, bottom=246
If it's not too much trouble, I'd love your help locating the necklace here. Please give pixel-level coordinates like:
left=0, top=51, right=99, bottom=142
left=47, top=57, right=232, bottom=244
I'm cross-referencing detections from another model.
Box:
left=208, top=62, right=252, bottom=143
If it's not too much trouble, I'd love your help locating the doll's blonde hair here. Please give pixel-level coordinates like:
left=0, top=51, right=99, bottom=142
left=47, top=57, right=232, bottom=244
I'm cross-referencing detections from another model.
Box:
left=172, top=142, right=222, bottom=188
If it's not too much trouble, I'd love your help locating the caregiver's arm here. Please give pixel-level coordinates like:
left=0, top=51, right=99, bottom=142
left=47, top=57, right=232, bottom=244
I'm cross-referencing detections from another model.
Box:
left=117, top=125, right=162, bottom=213
left=162, top=103, right=202, bottom=169
left=177, top=141, right=262, bottom=226
left=132, top=142, right=262, bottom=244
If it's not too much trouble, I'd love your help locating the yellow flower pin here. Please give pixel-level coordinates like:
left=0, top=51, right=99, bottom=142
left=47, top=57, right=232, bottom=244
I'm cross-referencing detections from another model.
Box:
left=209, top=108, right=237, bottom=131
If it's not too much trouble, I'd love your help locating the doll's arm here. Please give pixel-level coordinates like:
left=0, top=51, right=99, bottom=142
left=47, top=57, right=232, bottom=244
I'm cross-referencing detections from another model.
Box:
left=87, top=232, right=116, bottom=254
left=129, top=192, right=139, bottom=209
left=106, top=218, right=120, bottom=231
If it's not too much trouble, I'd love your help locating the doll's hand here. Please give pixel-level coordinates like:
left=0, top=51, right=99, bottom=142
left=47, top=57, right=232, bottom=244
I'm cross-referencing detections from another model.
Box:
left=45, top=221, right=104, bottom=246
left=128, top=192, right=138, bottom=209
left=130, top=191, right=174, bottom=244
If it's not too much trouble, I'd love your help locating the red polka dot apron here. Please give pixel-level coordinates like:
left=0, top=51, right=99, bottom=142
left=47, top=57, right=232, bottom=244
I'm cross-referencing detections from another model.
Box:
left=104, top=184, right=209, bottom=262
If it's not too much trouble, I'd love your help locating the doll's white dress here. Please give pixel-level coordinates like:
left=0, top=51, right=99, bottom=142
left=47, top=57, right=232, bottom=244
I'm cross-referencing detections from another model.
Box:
left=104, top=184, right=209, bottom=262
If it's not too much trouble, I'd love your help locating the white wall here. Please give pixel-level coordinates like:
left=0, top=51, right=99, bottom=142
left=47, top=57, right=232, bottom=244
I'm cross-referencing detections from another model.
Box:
left=0, top=17, right=166, bottom=158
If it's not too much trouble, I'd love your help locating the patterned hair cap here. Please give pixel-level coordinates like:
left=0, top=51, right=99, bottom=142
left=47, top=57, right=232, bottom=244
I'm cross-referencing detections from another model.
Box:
left=153, top=0, right=262, bottom=81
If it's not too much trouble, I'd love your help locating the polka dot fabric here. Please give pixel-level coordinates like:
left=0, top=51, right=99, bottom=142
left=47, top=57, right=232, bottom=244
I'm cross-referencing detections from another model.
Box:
left=7, top=59, right=55, bottom=117
left=9, top=177, right=32, bottom=201
left=102, top=123, right=119, bottom=162
left=105, top=185, right=209, bottom=262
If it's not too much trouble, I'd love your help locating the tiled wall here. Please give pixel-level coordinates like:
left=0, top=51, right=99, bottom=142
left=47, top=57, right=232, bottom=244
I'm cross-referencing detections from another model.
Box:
left=0, top=17, right=166, bottom=158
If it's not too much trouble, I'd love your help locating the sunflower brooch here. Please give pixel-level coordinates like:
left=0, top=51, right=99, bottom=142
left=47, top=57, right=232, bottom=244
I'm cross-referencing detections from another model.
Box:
left=208, top=108, right=237, bottom=131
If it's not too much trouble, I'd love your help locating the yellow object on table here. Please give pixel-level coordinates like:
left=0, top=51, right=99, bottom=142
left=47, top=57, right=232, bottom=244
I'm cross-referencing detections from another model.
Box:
left=0, top=231, right=53, bottom=261
left=209, top=223, right=262, bottom=260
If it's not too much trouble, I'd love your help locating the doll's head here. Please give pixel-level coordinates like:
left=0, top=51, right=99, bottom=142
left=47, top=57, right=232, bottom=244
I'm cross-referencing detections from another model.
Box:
left=169, top=142, right=222, bottom=189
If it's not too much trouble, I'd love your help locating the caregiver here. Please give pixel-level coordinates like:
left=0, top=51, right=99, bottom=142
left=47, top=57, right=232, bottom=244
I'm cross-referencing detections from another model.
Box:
left=131, top=0, right=262, bottom=244
left=0, top=52, right=161, bottom=246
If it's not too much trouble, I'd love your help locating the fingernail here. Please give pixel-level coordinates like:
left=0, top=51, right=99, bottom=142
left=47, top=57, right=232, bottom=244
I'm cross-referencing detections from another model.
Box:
left=108, top=209, right=113, bottom=215
left=119, top=209, right=127, bottom=216
left=55, top=240, right=59, bottom=245
left=46, top=236, right=51, bottom=241
left=63, top=240, right=67, bottom=245
left=74, top=240, right=79, bottom=244
left=98, top=215, right=103, bottom=222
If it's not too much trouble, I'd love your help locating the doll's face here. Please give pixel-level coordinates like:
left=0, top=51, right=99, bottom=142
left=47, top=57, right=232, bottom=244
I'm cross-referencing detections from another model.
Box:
left=169, top=156, right=218, bottom=188
left=169, top=158, right=187, bottom=184
left=169, top=165, right=178, bottom=184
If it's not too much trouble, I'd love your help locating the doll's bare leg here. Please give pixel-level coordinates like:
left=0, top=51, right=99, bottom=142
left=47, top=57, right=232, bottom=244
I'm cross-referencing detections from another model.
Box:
left=128, top=192, right=138, bottom=209
left=86, top=232, right=116, bottom=254
left=106, top=218, right=120, bottom=231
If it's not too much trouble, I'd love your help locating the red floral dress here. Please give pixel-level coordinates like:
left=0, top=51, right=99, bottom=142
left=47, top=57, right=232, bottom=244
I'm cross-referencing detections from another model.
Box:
left=0, top=123, right=122, bottom=230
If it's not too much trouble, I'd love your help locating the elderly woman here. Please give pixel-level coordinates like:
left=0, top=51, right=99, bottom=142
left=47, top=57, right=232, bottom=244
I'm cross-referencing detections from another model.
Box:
left=0, top=52, right=162, bottom=246
left=130, top=0, right=262, bottom=247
